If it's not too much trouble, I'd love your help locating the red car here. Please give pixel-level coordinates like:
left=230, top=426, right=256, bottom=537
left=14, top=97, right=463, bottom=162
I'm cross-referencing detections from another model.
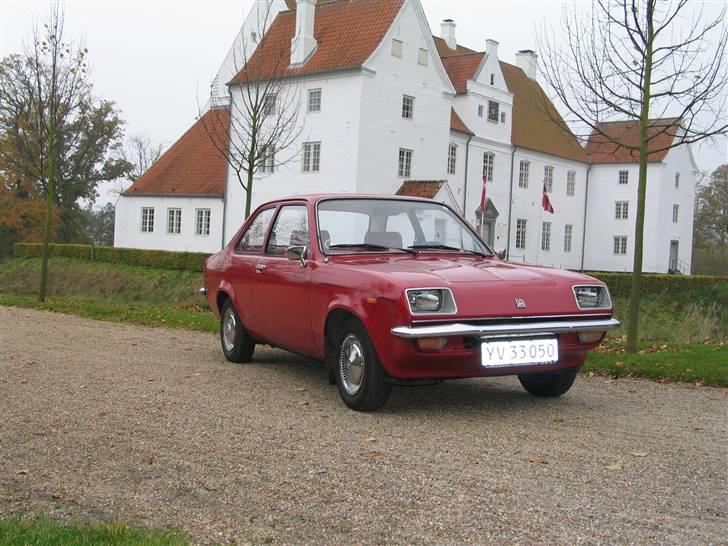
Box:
left=202, top=195, right=619, bottom=411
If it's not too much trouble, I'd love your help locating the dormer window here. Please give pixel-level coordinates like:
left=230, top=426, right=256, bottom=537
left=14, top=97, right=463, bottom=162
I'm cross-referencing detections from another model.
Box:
left=391, top=39, right=403, bottom=58
left=487, top=101, right=499, bottom=123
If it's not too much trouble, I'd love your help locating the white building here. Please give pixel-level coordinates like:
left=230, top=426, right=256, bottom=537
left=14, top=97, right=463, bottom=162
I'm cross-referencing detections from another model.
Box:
left=114, top=0, right=697, bottom=273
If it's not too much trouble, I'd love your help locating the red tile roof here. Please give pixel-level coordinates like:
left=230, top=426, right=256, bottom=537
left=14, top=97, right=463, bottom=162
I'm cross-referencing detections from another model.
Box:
left=441, top=52, right=484, bottom=94
left=124, top=108, right=229, bottom=196
left=432, top=36, right=476, bottom=58
left=450, top=108, right=473, bottom=135
left=231, top=0, right=405, bottom=84
left=585, top=118, right=679, bottom=163
left=396, top=180, right=444, bottom=199
left=500, top=62, right=587, bottom=162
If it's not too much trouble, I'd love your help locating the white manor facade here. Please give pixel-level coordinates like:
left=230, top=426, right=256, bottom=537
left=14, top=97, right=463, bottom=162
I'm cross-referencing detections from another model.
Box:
left=114, top=0, right=698, bottom=273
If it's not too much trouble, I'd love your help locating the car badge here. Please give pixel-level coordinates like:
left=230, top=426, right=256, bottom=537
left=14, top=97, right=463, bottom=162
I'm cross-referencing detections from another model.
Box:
left=515, top=298, right=527, bottom=309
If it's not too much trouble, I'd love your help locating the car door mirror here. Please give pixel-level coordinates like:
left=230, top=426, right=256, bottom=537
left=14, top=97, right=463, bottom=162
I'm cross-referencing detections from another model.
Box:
left=286, top=245, right=308, bottom=268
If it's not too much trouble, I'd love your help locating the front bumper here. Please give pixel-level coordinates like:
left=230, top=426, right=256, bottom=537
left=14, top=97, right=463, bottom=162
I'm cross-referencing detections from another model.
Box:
left=391, top=317, right=620, bottom=339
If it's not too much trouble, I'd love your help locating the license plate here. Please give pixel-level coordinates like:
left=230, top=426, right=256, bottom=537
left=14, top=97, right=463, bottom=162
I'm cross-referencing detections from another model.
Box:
left=481, top=337, right=559, bottom=367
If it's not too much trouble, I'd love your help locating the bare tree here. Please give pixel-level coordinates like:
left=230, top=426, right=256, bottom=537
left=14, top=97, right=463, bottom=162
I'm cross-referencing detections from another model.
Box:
left=121, top=134, right=163, bottom=182
left=200, top=0, right=303, bottom=220
left=539, top=0, right=728, bottom=352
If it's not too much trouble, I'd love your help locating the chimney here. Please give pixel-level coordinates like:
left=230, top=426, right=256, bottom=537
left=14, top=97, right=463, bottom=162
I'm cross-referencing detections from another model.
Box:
left=441, top=19, right=456, bottom=50
left=485, top=39, right=499, bottom=61
left=290, top=0, right=317, bottom=66
left=516, top=49, right=538, bottom=80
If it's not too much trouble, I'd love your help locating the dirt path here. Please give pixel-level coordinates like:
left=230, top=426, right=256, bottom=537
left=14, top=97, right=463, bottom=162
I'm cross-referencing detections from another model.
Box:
left=1, top=306, right=726, bottom=545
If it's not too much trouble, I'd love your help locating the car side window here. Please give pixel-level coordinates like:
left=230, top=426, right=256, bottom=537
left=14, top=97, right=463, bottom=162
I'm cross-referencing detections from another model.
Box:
left=235, top=208, right=275, bottom=254
left=266, top=205, right=309, bottom=257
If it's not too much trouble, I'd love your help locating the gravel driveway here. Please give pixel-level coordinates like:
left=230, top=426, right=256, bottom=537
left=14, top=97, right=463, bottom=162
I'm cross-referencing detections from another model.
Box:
left=1, top=305, right=726, bottom=545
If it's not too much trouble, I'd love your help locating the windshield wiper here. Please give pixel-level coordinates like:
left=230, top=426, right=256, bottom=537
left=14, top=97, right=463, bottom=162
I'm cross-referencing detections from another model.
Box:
left=328, top=243, right=416, bottom=254
left=408, top=243, right=490, bottom=257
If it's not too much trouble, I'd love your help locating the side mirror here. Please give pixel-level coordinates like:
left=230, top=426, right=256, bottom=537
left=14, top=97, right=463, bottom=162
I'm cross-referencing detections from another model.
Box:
left=286, top=245, right=308, bottom=268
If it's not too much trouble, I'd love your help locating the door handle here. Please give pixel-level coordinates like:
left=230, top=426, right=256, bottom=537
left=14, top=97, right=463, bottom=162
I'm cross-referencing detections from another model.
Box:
left=256, top=263, right=266, bottom=273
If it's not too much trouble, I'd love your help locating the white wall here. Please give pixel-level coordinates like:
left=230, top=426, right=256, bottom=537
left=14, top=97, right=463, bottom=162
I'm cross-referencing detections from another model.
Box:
left=355, top=0, right=453, bottom=196
left=114, top=195, right=224, bottom=252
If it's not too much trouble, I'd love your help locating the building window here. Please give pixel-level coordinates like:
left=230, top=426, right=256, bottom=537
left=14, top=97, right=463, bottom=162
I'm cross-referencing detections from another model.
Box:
left=490, top=73, right=495, bottom=85
left=518, top=160, right=530, bottom=188
left=260, top=145, right=275, bottom=173
left=567, top=171, right=576, bottom=196
left=482, top=152, right=494, bottom=182
left=402, top=95, right=414, bottom=119
left=263, top=93, right=277, bottom=116
left=398, top=148, right=413, bottom=177
left=544, top=165, right=554, bottom=192
left=303, top=142, right=321, bottom=172
left=673, top=204, right=679, bottom=223
left=307, top=88, right=321, bottom=113
left=615, top=201, right=629, bottom=220
left=478, top=104, right=484, bottom=118
left=487, top=100, right=499, bottom=122
left=614, top=236, right=628, bottom=255
left=500, top=112, right=506, bottom=124
left=515, top=219, right=527, bottom=249
left=619, top=170, right=629, bottom=184
left=391, top=38, right=403, bottom=58
left=195, top=209, right=211, bottom=236
left=564, top=224, right=573, bottom=253
left=541, top=221, right=551, bottom=251
left=675, top=172, right=680, bottom=188
left=167, top=208, right=181, bottom=235
left=447, top=143, right=457, bottom=175
left=141, top=207, right=154, bottom=233
left=417, top=48, right=428, bottom=66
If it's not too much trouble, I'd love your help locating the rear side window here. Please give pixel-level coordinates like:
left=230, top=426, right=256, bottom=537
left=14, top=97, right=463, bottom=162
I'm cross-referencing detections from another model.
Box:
left=236, top=208, right=275, bottom=253
left=266, top=205, right=309, bottom=256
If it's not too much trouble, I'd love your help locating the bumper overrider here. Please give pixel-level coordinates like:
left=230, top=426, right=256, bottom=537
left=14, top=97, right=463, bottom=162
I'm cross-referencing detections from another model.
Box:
left=391, top=317, right=620, bottom=339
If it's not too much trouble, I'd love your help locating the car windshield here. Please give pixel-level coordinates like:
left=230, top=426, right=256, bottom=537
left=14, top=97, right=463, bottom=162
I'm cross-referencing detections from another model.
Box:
left=317, top=198, right=492, bottom=256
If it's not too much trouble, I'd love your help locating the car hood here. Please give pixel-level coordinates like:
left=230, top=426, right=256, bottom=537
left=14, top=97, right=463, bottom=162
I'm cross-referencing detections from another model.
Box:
left=326, top=255, right=606, bottom=318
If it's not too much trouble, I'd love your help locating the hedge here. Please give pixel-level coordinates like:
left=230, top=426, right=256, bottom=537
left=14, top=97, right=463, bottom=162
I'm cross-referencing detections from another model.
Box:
left=587, top=272, right=727, bottom=297
left=13, top=243, right=209, bottom=272
left=13, top=243, right=94, bottom=261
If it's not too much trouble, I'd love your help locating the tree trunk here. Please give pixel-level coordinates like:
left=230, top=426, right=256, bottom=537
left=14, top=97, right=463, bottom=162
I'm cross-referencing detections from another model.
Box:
left=626, top=2, right=655, bottom=353
left=39, top=127, right=56, bottom=302
left=245, top=168, right=254, bottom=219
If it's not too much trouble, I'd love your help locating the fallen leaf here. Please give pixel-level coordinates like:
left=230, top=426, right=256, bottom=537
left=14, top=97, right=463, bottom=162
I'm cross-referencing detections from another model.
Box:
left=143, top=455, right=155, bottom=465
left=365, top=451, right=382, bottom=459
left=492, top=485, right=509, bottom=494
left=631, top=452, right=648, bottom=458
left=527, top=457, right=549, bottom=465
left=365, top=437, right=378, bottom=443
left=20, top=379, right=28, bottom=384
left=297, top=401, right=309, bottom=407
left=552, top=417, right=565, bottom=423
left=17, top=469, right=29, bottom=475
left=605, top=462, right=624, bottom=471
left=294, top=387, right=307, bottom=392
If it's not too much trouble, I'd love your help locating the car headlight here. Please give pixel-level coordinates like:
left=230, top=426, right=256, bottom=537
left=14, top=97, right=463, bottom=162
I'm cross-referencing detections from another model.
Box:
left=573, top=285, right=612, bottom=310
left=406, top=288, right=457, bottom=315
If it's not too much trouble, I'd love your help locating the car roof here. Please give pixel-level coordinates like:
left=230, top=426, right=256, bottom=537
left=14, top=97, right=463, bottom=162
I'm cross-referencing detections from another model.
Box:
left=257, top=193, right=437, bottom=208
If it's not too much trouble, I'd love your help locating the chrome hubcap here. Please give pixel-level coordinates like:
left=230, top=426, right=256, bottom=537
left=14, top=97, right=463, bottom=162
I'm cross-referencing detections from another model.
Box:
left=340, top=334, right=365, bottom=395
left=222, top=308, right=237, bottom=352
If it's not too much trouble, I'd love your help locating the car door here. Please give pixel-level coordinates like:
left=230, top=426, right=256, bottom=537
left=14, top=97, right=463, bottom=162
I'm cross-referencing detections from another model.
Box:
left=228, top=206, right=276, bottom=339
left=252, top=204, right=315, bottom=354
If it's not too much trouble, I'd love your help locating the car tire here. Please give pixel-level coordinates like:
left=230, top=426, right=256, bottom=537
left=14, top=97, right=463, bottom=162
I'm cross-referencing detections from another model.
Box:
left=334, top=318, right=392, bottom=412
left=518, top=367, right=579, bottom=397
left=220, top=300, right=255, bottom=363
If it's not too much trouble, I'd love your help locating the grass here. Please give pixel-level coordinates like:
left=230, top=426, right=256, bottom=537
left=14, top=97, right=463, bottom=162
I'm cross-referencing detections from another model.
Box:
left=0, top=516, right=187, bottom=546
left=1, top=256, right=727, bottom=386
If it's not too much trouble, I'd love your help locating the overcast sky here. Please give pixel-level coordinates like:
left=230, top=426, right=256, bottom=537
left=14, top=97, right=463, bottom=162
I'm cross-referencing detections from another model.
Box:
left=2, top=0, right=726, bottom=206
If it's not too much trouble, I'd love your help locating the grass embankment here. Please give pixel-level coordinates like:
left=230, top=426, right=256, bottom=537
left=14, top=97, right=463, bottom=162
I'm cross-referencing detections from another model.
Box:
left=1, top=257, right=726, bottom=385
left=0, top=517, right=187, bottom=546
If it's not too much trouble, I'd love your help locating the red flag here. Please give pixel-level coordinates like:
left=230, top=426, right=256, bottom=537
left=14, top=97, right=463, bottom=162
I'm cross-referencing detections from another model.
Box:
left=542, top=182, right=554, bottom=214
left=480, top=175, right=487, bottom=211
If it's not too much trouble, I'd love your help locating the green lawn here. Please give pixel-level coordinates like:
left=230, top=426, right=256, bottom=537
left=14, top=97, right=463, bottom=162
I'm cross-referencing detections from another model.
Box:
left=0, top=517, right=187, bottom=546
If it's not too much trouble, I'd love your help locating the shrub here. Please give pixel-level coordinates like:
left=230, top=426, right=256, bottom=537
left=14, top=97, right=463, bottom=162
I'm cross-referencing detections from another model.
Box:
left=588, top=272, right=727, bottom=297
left=13, top=242, right=94, bottom=261
left=94, top=246, right=209, bottom=272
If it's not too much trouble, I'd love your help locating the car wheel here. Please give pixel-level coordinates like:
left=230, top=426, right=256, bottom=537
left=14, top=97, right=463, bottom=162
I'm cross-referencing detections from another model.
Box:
left=518, top=367, right=579, bottom=397
left=220, top=300, right=255, bottom=363
left=335, top=319, right=392, bottom=412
